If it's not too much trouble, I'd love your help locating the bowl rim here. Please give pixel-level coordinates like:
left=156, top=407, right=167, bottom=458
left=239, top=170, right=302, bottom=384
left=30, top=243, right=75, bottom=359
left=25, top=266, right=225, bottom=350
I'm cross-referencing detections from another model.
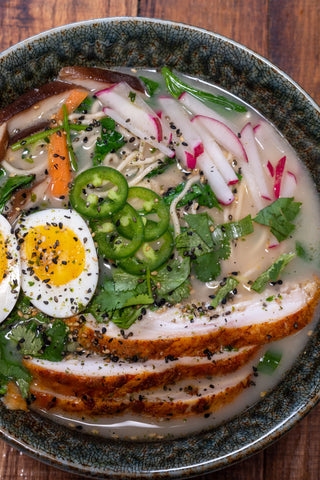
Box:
left=0, top=16, right=320, bottom=480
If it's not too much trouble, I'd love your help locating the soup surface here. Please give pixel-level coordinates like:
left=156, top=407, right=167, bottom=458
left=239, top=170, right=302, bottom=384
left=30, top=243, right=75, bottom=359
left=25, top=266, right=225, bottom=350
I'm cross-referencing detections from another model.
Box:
left=0, top=66, right=319, bottom=440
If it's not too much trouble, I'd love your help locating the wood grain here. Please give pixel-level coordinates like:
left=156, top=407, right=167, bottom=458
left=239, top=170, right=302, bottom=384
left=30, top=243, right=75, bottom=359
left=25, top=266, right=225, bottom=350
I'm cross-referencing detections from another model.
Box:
left=0, top=0, right=320, bottom=479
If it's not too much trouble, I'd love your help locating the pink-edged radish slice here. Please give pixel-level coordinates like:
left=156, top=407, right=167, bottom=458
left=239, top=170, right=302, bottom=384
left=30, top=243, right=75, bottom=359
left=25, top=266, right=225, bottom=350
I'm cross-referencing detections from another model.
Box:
left=191, top=117, right=238, bottom=185
left=267, top=233, right=280, bottom=249
left=179, top=92, right=237, bottom=132
left=280, top=170, right=296, bottom=198
left=97, top=83, right=163, bottom=141
left=102, top=106, right=175, bottom=158
left=273, top=156, right=286, bottom=199
left=158, top=96, right=204, bottom=163
left=267, top=161, right=275, bottom=178
left=196, top=153, right=234, bottom=205
left=240, top=123, right=272, bottom=201
left=253, top=119, right=286, bottom=154
left=194, top=115, right=248, bottom=164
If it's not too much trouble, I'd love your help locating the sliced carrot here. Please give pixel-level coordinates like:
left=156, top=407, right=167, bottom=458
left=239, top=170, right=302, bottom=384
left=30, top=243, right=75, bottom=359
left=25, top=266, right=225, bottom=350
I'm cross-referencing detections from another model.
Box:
left=56, top=89, right=88, bottom=122
left=48, top=130, right=71, bottom=198
left=48, top=89, right=88, bottom=198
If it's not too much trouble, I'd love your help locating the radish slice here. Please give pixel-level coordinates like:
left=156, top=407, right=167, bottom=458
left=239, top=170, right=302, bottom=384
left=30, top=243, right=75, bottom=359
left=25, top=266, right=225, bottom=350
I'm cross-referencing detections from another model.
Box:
left=191, top=117, right=238, bottom=185
left=273, top=156, right=286, bottom=199
left=196, top=153, right=234, bottom=205
left=102, top=106, right=174, bottom=158
left=195, top=115, right=248, bottom=164
left=280, top=170, right=296, bottom=198
left=179, top=92, right=237, bottom=132
left=267, top=161, right=274, bottom=178
left=240, top=123, right=272, bottom=201
left=97, top=83, right=175, bottom=157
left=157, top=96, right=204, bottom=166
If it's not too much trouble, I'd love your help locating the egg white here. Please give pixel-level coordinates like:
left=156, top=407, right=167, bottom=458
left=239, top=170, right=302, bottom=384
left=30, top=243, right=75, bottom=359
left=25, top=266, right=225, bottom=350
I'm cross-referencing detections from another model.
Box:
left=18, top=208, right=99, bottom=318
left=0, top=214, right=21, bottom=323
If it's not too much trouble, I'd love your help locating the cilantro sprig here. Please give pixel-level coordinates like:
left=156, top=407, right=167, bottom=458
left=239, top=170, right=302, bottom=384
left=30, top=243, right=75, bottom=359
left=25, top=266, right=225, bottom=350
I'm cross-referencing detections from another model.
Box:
left=251, top=252, right=296, bottom=293
left=93, top=117, right=125, bottom=166
left=253, top=197, right=301, bottom=242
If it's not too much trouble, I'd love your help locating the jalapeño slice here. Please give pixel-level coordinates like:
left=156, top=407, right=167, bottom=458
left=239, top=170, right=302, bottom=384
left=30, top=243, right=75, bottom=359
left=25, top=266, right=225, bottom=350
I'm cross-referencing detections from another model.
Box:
left=119, top=230, right=174, bottom=275
left=69, top=166, right=128, bottom=219
left=120, top=186, right=170, bottom=242
left=92, top=203, right=144, bottom=260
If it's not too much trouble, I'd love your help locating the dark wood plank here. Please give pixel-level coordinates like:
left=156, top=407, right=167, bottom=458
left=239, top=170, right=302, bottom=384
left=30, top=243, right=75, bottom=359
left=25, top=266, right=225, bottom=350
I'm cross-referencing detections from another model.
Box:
left=138, top=0, right=269, bottom=58
left=0, top=0, right=139, bottom=51
left=269, top=0, right=320, bottom=104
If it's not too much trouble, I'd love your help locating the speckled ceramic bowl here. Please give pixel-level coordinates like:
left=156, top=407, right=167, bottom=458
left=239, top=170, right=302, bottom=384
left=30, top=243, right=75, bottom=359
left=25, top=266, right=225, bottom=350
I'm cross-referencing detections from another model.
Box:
left=0, top=17, right=320, bottom=479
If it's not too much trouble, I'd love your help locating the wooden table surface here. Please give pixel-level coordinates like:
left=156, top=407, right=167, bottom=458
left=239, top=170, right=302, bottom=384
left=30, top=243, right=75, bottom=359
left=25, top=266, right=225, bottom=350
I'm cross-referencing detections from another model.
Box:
left=0, top=1, right=320, bottom=479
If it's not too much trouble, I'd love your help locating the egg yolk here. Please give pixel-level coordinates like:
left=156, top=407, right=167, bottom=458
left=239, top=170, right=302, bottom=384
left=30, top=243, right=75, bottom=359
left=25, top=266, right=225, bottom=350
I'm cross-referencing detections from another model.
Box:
left=23, top=225, right=86, bottom=286
left=0, top=231, right=8, bottom=284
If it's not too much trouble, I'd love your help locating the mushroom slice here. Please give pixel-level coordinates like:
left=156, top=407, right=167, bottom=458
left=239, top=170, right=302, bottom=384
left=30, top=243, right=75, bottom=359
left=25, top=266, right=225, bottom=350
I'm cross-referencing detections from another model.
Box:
left=58, top=66, right=145, bottom=93
left=0, top=81, right=87, bottom=140
left=0, top=122, right=9, bottom=161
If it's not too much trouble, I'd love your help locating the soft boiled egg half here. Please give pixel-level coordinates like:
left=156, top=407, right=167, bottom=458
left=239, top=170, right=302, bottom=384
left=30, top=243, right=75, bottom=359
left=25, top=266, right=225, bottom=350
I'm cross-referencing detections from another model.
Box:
left=0, top=214, right=21, bottom=323
left=17, top=208, right=99, bottom=318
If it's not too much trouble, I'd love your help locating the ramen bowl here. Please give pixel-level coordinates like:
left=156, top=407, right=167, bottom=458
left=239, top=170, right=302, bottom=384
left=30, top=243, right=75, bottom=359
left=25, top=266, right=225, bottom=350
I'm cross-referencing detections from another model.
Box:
left=0, top=17, right=320, bottom=479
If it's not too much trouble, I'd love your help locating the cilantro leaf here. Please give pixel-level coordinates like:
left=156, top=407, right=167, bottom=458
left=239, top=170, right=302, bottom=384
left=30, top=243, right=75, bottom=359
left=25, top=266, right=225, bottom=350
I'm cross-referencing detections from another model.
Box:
left=184, top=213, right=214, bottom=247
left=210, top=277, right=239, bottom=308
left=9, top=323, right=42, bottom=356
left=253, top=198, right=301, bottom=242
left=194, top=251, right=223, bottom=282
left=93, top=117, right=125, bottom=166
left=146, top=156, right=176, bottom=178
left=175, top=230, right=212, bottom=257
left=163, top=181, right=221, bottom=210
left=42, top=320, right=69, bottom=362
left=109, top=305, right=148, bottom=330
left=251, top=252, right=296, bottom=293
left=0, top=330, right=32, bottom=398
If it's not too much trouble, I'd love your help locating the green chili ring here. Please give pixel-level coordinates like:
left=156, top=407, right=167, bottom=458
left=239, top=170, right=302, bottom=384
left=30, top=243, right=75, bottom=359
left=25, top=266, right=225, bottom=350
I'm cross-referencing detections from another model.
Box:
left=69, top=166, right=128, bottom=219
left=93, top=203, right=144, bottom=260
left=118, top=186, right=170, bottom=242
left=118, top=230, right=174, bottom=275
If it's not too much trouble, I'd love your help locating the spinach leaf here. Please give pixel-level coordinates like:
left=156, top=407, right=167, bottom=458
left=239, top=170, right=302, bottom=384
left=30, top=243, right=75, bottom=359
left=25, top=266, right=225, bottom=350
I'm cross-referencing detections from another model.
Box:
left=162, top=67, right=247, bottom=112
left=0, top=173, right=35, bottom=213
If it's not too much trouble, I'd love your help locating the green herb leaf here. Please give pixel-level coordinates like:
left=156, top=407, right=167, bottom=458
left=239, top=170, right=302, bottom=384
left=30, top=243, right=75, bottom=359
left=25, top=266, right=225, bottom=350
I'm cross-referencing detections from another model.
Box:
left=93, top=117, right=125, bottom=166
left=194, top=251, right=223, bottom=282
left=152, top=257, right=191, bottom=296
left=161, top=67, right=247, bottom=112
left=253, top=198, right=301, bottom=242
left=146, top=156, right=176, bottom=178
left=9, top=323, right=43, bottom=356
left=139, top=76, right=160, bottom=96
left=210, top=277, right=239, bottom=308
left=109, top=305, right=148, bottom=330
left=163, top=279, right=191, bottom=304
left=184, top=213, right=214, bottom=247
left=42, top=320, right=69, bottom=362
left=251, top=252, right=296, bottom=293
left=163, top=181, right=221, bottom=210
left=0, top=173, right=35, bottom=213
left=257, top=349, right=282, bottom=374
